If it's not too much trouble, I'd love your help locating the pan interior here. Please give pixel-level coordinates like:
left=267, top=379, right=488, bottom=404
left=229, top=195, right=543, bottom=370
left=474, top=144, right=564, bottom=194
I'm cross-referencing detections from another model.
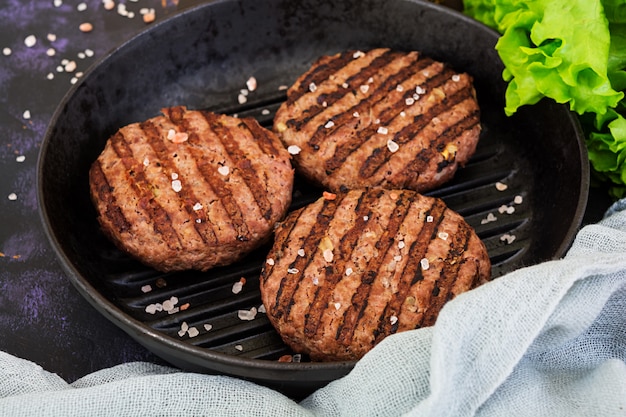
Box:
left=37, top=0, right=588, bottom=396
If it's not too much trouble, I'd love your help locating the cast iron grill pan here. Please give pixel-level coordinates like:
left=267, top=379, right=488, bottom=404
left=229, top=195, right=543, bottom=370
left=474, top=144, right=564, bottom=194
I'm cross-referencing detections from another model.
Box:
left=38, top=0, right=588, bottom=397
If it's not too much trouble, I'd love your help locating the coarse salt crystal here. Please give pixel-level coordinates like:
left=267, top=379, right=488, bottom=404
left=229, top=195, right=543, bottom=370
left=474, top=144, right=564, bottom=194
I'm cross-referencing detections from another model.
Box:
left=232, top=281, right=243, bottom=294
left=334, top=302, right=341, bottom=310
left=70, top=77, right=78, bottom=85
left=420, top=258, right=430, bottom=270
left=193, top=202, right=203, bottom=211
left=171, top=172, right=179, bottom=180
left=103, top=0, right=115, bottom=10
left=393, top=255, right=402, bottom=262
left=345, top=267, right=353, bottom=276
left=287, top=145, right=301, bottom=155
left=500, top=233, right=516, bottom=244
left=498, top=205, right=509, bottom=214
left=266, top=258, right=275, bottom=266
left=237, top=93, right=247, bottom=104
left=2, top=47, right=11, bottom=56
left=235, top=344, right=244, bottom=351
left=171, top=179, right=182, bottom=192
left=297, top=249, right=305, bottom=257
left=287, top=268, right=299, bottom=274
left=390, top=315, right=398, bottom=325
left=309, top=82, right=317, bottom=92
left=24, top=35, right=36, bottom=47
left=426, top=215, right=433, bottom=222
left=398, top=241, right=405, bottom=249
left=64, top=60, right=77, bottom=72
left=324, top=120, right=335, bottom=129
left=46, top=73, right=54, bottom=80
left=514, top=195, right=523, bottom=204
left=23, top=110, right=31, bottom=119
left=342, top=82, right=349, bottom=89
left=387, top=139, right=399, bottom=153
left=141, top=285, right=152, bottom=293
left=16, top=155, right=25, bottom=163
left=506, top=206, right=515, bottom=214
left=46, top=48, right=56, bottom=57
left=323, top=248, right=333, bottom=262
left=79, top=22, right=93, bottom=32
left=77, top=2, right=87, bottom=11
left=217, top=165, right=229, bottom=176
left=238, top=307, right=257, bottom=321
left=353, top=50, right=365, bottom=58
left=261, top=109, right=270, bottom=115
left=452, top=74, right=461, bottom=82
left=54, top=0, right=63, bottom=6
left=240, top=88, right=249, bottom=97
left=359, top=84, right=369, bottom=94
left=495, top=182, right=508, bottom=191
left=415, top=86, right=426, bottom=94
left=481, top=213, right=497, bottom=224
left=8, top=193, right=17, bottom=201
left=377, top=126, right=388, bottom=135
left=312, top=277, right=319, bottom=286
left=258, top=304, right=266, bottom=314
left=142, top=157, right=150, bottom=166
left=353, top=111, right=360, bottom=118
left=405, top=97, right=415, bottom=106
left=187, top=327, right=199, bottom=338
left=142, top=9, right=156, bottom=23
left=438, top=232, right=449, bottom=241
left=246, top=76, right=257, bottom=91
left=363, top=215, right=369, bottom=221
left=145, top=304, right=157, bottom=314
left=85, top=49, right=94, bottom=57
left=203, top=323, right=213, bottom=331
left=396, top=84, right=404, bottom=92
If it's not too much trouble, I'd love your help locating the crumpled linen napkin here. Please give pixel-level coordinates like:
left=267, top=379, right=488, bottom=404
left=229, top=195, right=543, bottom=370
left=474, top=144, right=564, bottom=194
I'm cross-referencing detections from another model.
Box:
left=1, top=199, right=625, bottom=417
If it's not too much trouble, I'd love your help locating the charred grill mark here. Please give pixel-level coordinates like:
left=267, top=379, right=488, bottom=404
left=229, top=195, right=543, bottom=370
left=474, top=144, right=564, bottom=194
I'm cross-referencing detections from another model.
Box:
left=213, top=116, right=274, bottom=220
left=358, top=75, right=474, bottom=180
left=287, top=50, right=401, bottom=135
left=323, top=58, right=444, bottom=174
left=140, top=121, right=218, bottom=246
left=420, top=222, right=473, bottom=326
left=335, top=191, right=417, bottom=347
left=374, top=198, right=447, bottom=342
left=262, top=207, right=306, bottom=288
left=109, top=131, right=181, bottom=249
left=304, top=190, right=380, bottom=338
left=288, top=51, right=357, bottom=102
left=403, top=106, right=480, bottom=184
left=186, top=113, right=251, bottom=242
left=271, top=195, right=346, bottom=320
left=90, top=162, right=131, bottom=234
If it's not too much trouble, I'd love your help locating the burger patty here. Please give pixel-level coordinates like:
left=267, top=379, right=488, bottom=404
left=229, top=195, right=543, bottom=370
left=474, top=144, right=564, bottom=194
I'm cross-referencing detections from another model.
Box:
left=260, top=188, right=491, bottom=361
left=274, top=48, right=481, bottom=193
left=89, top=106, right=294, bottom=272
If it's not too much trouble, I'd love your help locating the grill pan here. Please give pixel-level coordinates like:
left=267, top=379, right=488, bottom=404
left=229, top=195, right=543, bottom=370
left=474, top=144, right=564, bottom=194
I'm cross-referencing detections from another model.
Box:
left=38, top=0, right=589, bottom=398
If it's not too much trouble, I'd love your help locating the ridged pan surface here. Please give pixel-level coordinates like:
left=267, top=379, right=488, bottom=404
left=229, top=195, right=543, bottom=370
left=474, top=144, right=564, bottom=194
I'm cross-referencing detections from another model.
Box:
left=37, top=0, right=589, bottom=397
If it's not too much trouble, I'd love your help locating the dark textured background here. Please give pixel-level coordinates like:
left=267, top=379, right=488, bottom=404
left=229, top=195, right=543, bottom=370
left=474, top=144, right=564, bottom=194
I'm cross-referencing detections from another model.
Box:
left=0, top=0, right=613, bottom=384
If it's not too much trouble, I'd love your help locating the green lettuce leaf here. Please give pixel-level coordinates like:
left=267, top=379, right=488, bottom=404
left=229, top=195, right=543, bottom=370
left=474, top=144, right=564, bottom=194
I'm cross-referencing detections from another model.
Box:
left=464, top=0, right=626, bottom=199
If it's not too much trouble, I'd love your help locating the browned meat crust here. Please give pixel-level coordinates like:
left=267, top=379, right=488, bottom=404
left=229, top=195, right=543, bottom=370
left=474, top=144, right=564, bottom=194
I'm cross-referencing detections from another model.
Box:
left=274, top=48, right=481, bottom=193
left=260, top=189, right=491, bottom=361
left=89, top=106, right=294, bottom=272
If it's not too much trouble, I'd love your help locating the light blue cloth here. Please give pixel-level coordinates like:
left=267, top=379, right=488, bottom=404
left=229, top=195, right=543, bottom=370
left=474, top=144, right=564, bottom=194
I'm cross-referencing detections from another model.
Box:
left=1, top=199, right=625, bottom=417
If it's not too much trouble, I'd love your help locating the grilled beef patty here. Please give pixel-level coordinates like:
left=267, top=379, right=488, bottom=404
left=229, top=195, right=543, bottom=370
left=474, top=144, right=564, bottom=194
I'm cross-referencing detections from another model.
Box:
left=274, top=48, right=481, bottom=193
left=89, top=106, right=294, bottom=272
left=260, top=188, right=491, bottom=361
